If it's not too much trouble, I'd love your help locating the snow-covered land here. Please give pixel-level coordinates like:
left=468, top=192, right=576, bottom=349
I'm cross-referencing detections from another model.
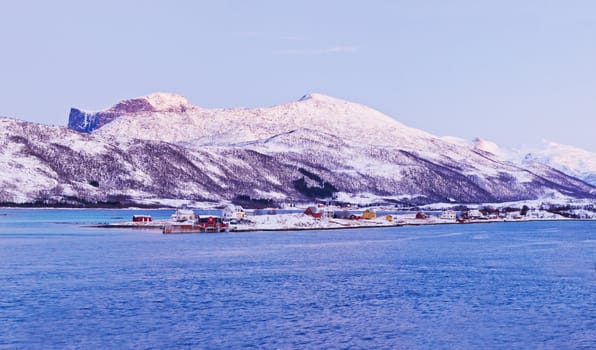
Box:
left=104, top=202, right=594, bottom=233
left=1, top=93, right=594, bottom=206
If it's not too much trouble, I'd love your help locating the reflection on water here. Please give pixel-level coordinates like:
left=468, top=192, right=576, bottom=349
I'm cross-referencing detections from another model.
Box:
left=0, top=209, right=595, bottom=349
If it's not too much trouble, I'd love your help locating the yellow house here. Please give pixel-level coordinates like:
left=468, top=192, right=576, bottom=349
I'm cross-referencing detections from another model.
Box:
left=362, top=209, right=377, bottom=219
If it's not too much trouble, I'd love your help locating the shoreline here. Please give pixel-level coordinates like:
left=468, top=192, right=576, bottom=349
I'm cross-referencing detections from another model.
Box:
left=88, top=215, right=594, bottom=234
left=2, top=206, right=593, bottom=233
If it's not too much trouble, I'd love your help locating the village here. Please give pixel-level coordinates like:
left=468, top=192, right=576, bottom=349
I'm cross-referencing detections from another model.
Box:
left=103, top=202, right=575, bottom=234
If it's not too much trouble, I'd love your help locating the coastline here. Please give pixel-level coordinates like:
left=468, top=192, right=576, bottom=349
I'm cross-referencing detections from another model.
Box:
left=3, top=206, right=593, bottom=233
left=88, top=214, right=592, bottom=234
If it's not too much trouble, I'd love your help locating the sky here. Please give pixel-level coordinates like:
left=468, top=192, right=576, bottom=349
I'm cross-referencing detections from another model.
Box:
left=1, top=0, right=596, bottom=152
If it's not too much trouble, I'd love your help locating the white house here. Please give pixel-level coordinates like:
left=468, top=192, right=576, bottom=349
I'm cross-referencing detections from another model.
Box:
left=440, top=210, right=457, bottom=220
left=170, top=208, right=195, bottom=222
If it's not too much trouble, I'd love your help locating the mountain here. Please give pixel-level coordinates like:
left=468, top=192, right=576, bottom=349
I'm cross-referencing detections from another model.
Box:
left=73, top=92, right=434, bottom=149
left=68, top=93, right=194, bottom=133
left=471, top=137, right=510, bottom=159
left=0, top=93, right=594, bottom=207
left=523, top=142, right=596, bottom=187
left=467, top=136, right=596, bottom=187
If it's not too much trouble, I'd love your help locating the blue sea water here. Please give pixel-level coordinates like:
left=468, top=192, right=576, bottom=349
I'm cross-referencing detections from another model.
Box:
left=0, top=209, right=595, bottom=349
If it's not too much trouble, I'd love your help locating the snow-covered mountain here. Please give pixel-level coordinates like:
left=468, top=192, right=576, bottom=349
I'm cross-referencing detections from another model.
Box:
left=471, top=137, right=510, bottom=159
left=68, top=92, right=195, bottom=133
left=0, top=93, right=593, bottom=206
left=464, top=136, right=596, bottom=187
left=523, top=142, right=596, bottom=186
left=73, top=92, right=434, bottom=150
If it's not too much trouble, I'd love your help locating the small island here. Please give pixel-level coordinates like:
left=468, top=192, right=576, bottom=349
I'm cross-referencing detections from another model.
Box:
left=96, top=200, right=596, bottom=233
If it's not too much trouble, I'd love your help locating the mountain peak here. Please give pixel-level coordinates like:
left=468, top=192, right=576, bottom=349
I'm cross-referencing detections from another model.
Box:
left=523, top=141, right=596, bottom=186
left=142, top=92, right=192, bottom=111
left=297, top=93, right=342, bottom=103
left=68, top=92, right=194, bottom=133
left=110, top=92, right=192, bottom=114
left=472, top=137, right=504, bottom=158
left=90, top=90, right=434, bottom=148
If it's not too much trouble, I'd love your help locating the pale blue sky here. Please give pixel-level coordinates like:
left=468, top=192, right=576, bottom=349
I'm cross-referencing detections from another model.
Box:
left=1, top=0, right=595, bottom=151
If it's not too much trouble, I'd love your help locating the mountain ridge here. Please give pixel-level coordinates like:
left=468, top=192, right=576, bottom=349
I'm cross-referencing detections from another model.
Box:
left=71, top=92, right=433, bottom=147
left=0, top=93, right=594, bottom=206
left=463, top=136, right=596, bottom=187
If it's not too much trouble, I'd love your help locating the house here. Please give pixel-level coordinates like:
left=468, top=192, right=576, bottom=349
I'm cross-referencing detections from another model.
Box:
left=196, top=216, right=228, bottom=231
left=170, top=208, right=195, bottom=222
left=465, top=209, right=485, bottom=220
left=305, top=206, right=334, bottom=219
left=440, top=210, right=456, bottom=220
left=305, top=206, right=323, bottom=218
left=415, top=212, right=427, bottom=219
left=222, top=204, right=246, bottom=221
left=132, top=215, right=152, bottom=222
left=362, top=209, right=377, bottom=220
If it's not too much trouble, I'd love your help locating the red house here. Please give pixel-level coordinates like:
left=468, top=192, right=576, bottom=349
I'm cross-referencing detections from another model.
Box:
left=132, top=215, right=152, bottom=222
left=415, top=212, right=427, bottom=219
left=196, top=216, right=228, bottom=232
left=304, top=206, right=323, bottom=218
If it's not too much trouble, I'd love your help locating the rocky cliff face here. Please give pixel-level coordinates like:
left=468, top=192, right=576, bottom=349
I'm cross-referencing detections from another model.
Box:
left=1, top=93, right=594, bottom=206
left=67, top=108, right=102, bottom=133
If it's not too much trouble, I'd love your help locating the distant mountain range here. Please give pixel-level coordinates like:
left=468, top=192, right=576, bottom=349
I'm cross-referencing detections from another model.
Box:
left=522, top=143, right=596, bottom=187
left=1, top=92, right=594, bottom=207
left=470, top=137, right=596, bottom=187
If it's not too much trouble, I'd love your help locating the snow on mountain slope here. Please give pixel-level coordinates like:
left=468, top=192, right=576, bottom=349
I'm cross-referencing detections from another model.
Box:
left=86, top=92, right=437, bottom=151
left=236, top=126, right=594, bottom=202
left=68, top=93, right=196, bottom=133
left=472, top=137, right=509, bottom=159
left=464, top=135, right=596, bottom=187
left=74, top=92, right=542, bottom=180
left=523, top=142, right=596, bottom=186
left=2, top=91, right=595, bottom=206
left=1, top=117, right=294, bottom=204
left=64, top=92, right=594, bottom=203
left=72, top=92, right=517, bottom=180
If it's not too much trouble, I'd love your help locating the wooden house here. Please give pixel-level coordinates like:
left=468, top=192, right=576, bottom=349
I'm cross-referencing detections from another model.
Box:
left=440, top=210, right=456, bottom=220
left=304, top=206, right=323, bottom=218
left=415, top=212, right=427, bottom=219
left=170, top=208, right=195, bottom=222
left=222, top=204, right=246, bottom=221
left=132, top=215, right=152, bottom=222
left=362, top=209, right=377, bottom=220
left=305, top=206, right=334, bottom=219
